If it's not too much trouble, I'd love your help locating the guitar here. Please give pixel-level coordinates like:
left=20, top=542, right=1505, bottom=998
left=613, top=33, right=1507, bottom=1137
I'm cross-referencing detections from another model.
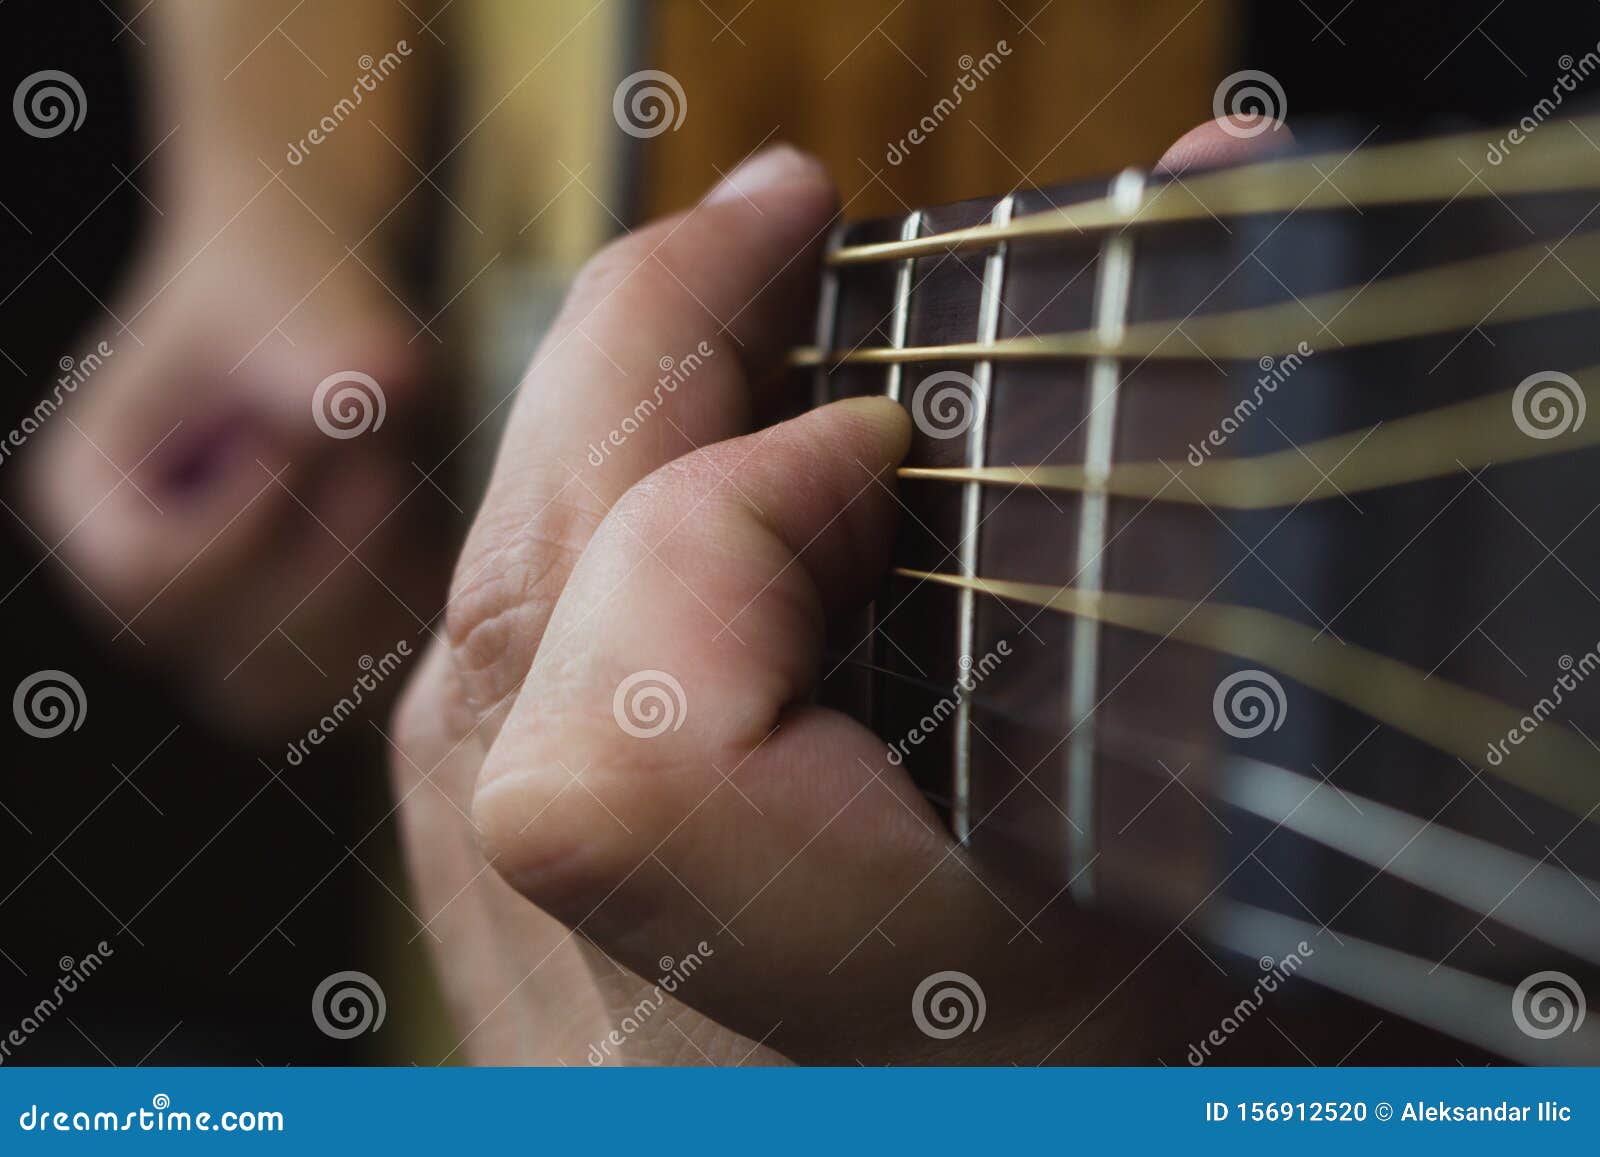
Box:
left=794, top=115, right=1600, bottom=1064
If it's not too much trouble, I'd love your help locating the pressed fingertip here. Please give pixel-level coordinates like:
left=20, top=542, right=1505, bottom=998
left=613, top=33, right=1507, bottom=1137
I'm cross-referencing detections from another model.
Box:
left=828, top=395, right=913, bottom=466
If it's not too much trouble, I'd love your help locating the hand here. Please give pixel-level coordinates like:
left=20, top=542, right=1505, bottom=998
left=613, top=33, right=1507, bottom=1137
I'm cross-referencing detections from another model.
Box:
left=392, top=121, right=1293, bottom=1065
left=18, top=176, right=444, bottom=736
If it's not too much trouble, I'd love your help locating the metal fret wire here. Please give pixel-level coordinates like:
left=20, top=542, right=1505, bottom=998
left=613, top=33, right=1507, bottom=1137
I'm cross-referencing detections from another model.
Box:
left=952, top=195, right=1015, bottom=843
left=870, top=210, right=924, bottom=740
left=811, top=225, right=846, bottom=411
left=1066, top=170, right=1146, bottom=900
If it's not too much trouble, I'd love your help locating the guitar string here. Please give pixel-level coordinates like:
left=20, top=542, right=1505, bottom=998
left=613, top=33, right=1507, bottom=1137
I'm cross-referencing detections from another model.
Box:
left=897, top=368, right=1600, bottom=506
left=826, top=114, right=1600, bottom=267
left=892, top=567, right=1600, bottom=824
left=790, top=229, right=1600, bottom=368
left=825, top=649, right=1600, bottom=967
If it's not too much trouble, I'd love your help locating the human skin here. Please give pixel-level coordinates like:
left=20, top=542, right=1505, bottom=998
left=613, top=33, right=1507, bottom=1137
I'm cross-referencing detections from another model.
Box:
left=17, top=0, right=448, bottom=736
left=390, top=119, right=1298, bottom=1065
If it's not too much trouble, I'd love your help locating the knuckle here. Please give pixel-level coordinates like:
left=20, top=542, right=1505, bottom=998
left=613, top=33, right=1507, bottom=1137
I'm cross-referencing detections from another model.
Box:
left=443, top=498, right=603, bottom=710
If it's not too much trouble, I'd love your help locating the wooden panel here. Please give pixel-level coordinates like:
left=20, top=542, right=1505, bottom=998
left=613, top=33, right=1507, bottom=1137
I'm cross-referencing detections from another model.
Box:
left=643, top=0, right=1237, bottom=217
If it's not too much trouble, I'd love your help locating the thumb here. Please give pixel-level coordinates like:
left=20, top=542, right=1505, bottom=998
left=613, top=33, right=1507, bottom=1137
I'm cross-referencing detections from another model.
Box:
left=471, top=398, right=1018, bottom=1058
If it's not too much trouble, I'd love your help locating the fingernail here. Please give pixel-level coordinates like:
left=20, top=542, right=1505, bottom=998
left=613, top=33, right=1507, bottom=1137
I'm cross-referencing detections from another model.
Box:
left=704, top=144, right=815, bottom=206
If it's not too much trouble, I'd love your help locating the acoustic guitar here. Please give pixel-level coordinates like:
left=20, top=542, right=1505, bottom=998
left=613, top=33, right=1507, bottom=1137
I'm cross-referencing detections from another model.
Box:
left=793, top=114, right=1600, bottom=1064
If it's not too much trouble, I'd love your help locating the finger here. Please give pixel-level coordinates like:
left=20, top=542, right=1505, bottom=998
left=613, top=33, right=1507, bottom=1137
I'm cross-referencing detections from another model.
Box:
left=448, top=145, right=837, bottom=727
left=471, top=398, right=1056, bottom=1060
left=1156, top=115, right=1297, bottom=175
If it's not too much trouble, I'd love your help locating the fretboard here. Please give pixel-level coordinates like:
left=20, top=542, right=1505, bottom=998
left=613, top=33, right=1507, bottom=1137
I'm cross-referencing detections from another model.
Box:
left=795, top=115, right=1600, bottom=1064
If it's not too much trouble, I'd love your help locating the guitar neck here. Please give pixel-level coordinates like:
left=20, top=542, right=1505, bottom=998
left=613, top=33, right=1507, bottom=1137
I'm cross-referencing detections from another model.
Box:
left=796, top=117, right=1600, bottom=1063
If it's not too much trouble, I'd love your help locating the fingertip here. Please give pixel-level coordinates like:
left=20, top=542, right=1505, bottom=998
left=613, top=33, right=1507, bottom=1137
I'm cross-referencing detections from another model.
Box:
left=825, top=395, right=914, bottom=469
left=1157, top=117, right=1296, bottom=175
left=703, top=143, right=835, bottom=214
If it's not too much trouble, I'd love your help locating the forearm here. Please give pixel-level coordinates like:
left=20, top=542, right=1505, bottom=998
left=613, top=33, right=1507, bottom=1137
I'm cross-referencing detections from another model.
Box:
left=144, top=0, right=443, bottom=236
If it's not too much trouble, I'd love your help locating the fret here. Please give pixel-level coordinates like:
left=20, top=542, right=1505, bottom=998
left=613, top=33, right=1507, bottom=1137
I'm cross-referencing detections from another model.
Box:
left=882, top=211, right=924, bottom=403
left=1066, top=168, right=1146, bottom=901
left=810, top=224, right=847, bottom=409
left=951, top=193, right=1015, bottom=844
